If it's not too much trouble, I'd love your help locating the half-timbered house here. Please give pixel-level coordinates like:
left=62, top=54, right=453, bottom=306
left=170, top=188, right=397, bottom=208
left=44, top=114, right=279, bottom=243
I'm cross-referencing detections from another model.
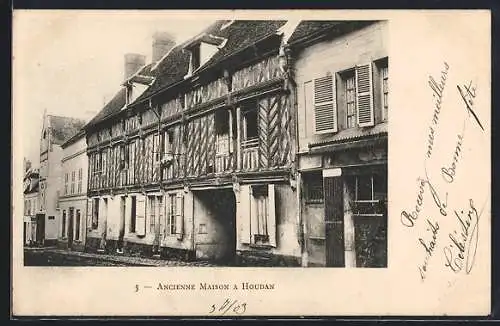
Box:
left=84, top=21, right=304, bottom=265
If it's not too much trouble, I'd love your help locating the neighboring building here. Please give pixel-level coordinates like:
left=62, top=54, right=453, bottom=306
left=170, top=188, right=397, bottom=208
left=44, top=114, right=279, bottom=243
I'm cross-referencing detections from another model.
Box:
left=293, top=21, right=389, bottom=267
left=23, top=168, right=40, bottom=246
left=38, top=113, right=86, bottom=246
left=57, top=130, right=88, bottom=251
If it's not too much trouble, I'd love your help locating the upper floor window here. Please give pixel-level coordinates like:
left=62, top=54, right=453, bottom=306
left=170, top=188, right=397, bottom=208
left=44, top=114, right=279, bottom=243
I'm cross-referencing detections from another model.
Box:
left=375, top=58, right=389, bottom=121
left=215, top=109, right=234, bottom=154
left=71, top=171, right=75, bottom=195
left=77, top=168, right=82, bottom=193
left=241, top=100, right=258, bottom=146
left=344, top=71, right=356, bottom=128
left=64, top=173, right=69, bottom=195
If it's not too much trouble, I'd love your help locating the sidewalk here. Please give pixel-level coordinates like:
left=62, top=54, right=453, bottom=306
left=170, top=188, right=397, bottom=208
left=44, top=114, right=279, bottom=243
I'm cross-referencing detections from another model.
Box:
left=24, top=247, right=216, bottom=267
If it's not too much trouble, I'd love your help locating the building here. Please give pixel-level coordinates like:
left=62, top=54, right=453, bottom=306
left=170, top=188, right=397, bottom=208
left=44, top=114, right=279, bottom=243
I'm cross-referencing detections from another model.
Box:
left=38, top=113, right=86, bottom=246
left=23, top=167, right=40, bottom=246
left=82, top=20, right=389, bottom=267
left=57, top=130, right=88, bottom=251
left=83, top=21, right=304, bottom=266
left=293, top=21, right=389, bottom=267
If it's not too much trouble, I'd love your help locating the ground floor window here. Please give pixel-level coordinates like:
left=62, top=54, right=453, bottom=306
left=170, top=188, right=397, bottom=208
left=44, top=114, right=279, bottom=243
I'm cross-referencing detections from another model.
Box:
left=347, top=174, right=387, bottom=268
left=303, top=171, right=324, bottom=204
left=92, top=198, right=99, bottom=230
left=167, top=194, right=177, bottom=235
left=249, top=184, right=276, bottom=247
left=130, top=196, right=137, bottom=233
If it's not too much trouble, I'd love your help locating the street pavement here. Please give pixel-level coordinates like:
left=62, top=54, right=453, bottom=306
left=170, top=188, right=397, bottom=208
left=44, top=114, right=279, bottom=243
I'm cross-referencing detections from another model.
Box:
left=23, top=247, right=216, bottom=267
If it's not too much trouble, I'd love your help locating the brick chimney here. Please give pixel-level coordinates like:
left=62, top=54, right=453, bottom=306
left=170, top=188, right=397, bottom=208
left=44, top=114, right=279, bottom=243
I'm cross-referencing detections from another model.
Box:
left=124, top=53, right=146, bottom=80
left=152, top=31, right=176, bottom=63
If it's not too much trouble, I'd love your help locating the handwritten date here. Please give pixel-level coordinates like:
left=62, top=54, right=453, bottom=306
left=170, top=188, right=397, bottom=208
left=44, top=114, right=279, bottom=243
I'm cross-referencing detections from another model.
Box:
left=209, top=299, right=247, bottom=316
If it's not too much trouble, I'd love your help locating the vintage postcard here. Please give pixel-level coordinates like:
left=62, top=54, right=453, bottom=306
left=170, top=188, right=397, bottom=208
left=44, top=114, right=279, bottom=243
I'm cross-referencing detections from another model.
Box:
left=12, top=9, right=491, bottom=316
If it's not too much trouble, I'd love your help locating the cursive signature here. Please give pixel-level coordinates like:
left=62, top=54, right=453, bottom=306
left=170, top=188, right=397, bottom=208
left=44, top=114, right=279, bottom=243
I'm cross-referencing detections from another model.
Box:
left=209, top=298, right=247, bottom=316
left=443, top=199, right=481, bottom=274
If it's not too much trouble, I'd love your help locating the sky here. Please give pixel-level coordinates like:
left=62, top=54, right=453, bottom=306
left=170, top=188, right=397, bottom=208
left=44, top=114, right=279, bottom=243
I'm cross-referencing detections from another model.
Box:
left=13, top=11, right=216, bottom=166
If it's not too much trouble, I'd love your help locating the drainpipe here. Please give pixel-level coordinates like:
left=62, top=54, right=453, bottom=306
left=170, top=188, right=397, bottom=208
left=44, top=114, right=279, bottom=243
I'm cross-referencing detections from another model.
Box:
left=279, top=33, right=307, bottom=266
left=150, top=98, right=163, bottom=256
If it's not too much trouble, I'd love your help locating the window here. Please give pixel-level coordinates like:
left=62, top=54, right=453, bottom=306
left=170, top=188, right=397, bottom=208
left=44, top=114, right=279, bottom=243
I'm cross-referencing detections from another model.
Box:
left=71, top=171, right=75, bottom=194
left=64, top=173, right=69, bottom=195
left=164, top=130, right=174, bottom=159
left=345, top=72, right=356, bottom=128
left=245, top=184, right=276, bottom=247
left=215, top=109, right=233, bottom=154
left=148, top=196, right=156, bottom=234
left=130, top=196, right=137, bottom=233
left=191, top=44, right=201, bottom=72
left=159, top=196, right=165, bottom=238
left=381, top=63, right=389, bottom=121
left=75, top=209, right=81, bottom=241
left=62, top=210, right=67, bottom=238
left=92, top=198, right=99, bottom=229
left=252, top=185, right=269, bottom=243
left=348, top=174, right=387, bottom=217
left=78, top=168, right=82, bottom=193
left=303, top=172, right=324, bottom=203
left=167, top=194, right=177, bottom=235
left=242, top=101, right=258, bottom=146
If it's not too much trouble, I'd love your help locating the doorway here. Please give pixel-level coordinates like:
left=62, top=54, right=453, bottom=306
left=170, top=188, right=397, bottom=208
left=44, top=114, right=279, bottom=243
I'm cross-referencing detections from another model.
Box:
left=193, top=188, right=237, bottom=264
left=35, top=214, right=45, bottom=246
left=67, top=208, right=74, bottom=249
left=324, top=177, right=345, bottom=267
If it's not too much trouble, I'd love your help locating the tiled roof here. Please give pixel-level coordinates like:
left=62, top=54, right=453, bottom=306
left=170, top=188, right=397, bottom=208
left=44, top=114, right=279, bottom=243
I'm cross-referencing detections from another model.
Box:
left=61, top=128, right=85, bottom=148
left=84, top=87, right=127, bottom=130
left=133, top=20, right=287, bottom=104
left=132, top=44, right=191, bottom=103
left=48, top=115, right=86, bottom=145
left=196, top=20, right=287, bottom=73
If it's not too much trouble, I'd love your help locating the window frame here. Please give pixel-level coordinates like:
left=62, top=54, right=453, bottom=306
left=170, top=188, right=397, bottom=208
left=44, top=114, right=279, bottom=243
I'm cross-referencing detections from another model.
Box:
left=303, top=171, right=324, bottom=204
left=167, top=193, right=177, bottom=235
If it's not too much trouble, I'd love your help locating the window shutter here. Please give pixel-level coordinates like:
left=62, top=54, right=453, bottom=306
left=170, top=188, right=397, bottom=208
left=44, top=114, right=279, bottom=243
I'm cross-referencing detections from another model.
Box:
left=176, top=193, right=184, bottom=240
left=125, top=196, right=132, bottom=234
left=239, top=185, right=251, bottom=244
left=249, top=186, right=258, bottom=244
left=268, top=184, right=277, bottom=247
left=356, top=63, right=375, bottom=127
left=86, top=199, right=93, bottom=230
left=313, top=74, right=337, bottom=134
left=136, top=195, right=146, bottom=236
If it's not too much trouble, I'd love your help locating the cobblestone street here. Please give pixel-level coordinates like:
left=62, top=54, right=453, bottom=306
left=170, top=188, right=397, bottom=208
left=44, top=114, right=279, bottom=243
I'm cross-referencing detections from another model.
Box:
left=23, top=248, right=216, bottom=267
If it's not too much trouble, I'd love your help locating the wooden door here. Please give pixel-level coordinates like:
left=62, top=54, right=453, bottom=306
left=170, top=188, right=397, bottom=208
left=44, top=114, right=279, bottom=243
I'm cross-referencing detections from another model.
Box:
left=67, top=208, right=74, bottom=249
left=324, top=177, right=345, bottom=267
left=36, top=214, right=45, bottom=245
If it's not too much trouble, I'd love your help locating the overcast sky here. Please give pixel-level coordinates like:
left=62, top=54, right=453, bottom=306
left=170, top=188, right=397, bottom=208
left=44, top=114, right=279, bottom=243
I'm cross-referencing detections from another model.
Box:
left=14, top=11, right=215, bottom=166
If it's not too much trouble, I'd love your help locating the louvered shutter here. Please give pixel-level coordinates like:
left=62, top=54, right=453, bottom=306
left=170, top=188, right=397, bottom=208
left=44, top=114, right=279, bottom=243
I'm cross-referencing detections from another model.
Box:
left=86, top=198, right=93, bottom=231
left=267, top=184, right=277, bottom=247
left=125, top=196, right=132, bottom=235
left=356, top=63, right=375, bottom=127
left=175, top=193, right=184, bottom=240
left=136, top=195, right=146, bottom=236
left=313, top=74, right=337, bottom=134
left=239, top=185, right=251, bottom=244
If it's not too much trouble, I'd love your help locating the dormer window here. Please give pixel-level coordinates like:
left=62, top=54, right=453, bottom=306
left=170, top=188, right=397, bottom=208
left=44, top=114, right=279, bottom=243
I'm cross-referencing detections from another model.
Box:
left=191, top=44, right=201, bottom=72
left=184, top=33, right=227, bottom=77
